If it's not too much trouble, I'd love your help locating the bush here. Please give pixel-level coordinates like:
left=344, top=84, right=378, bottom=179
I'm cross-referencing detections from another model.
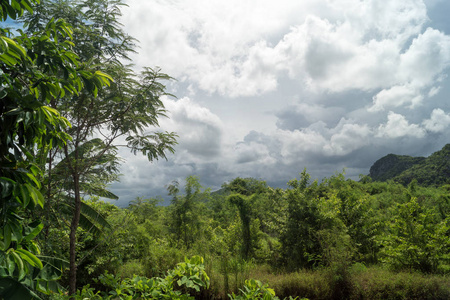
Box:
left=117, top=260, right=146, bottom=279
left=141, top=241, right=186, bottom=278
left=229, top=279, right=305, bottom=300
left=379, top=198, right=450, bottom=273
left=53, top=256, right=210, bottom=300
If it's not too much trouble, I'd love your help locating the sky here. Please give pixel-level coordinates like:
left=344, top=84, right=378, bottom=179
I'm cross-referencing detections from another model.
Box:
left=108, top=0, right=450, bottom=206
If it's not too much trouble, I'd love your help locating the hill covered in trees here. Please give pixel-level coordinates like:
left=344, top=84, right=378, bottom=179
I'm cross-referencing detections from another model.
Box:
left=369, top=144, right=450, bottom=186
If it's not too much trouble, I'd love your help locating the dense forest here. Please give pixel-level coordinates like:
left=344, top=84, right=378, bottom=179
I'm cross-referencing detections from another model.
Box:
left=1, top=1, right=449, bottom=299
left=50, top=172, right=450, bottom=300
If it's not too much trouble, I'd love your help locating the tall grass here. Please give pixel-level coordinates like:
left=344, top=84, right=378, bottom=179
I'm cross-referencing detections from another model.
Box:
left=350, top=266, right=450, bottom=300
left=206, top=263, right=450, bottom=300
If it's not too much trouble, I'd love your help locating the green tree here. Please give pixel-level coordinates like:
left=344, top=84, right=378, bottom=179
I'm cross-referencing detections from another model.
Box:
left=223, top=177, right=268, bottom=196
left=0, top=1, right=112, bottom=297
left=22, top=0, right=177, bottom=294
left=278, top=170, right=347, bottom=270
left=279, top=171, right=323, bottom=269
left=128, top=197, right=162, bottom=224
left=37, top=138, right=118, bottom=255
left=223, top=178, right=268, bottom=259
left=325, top=173, right=379, bottom=263
left=227, top=194, right=253, bottom=260
left=379, top=197, right=450, bottom=273
left=168, top=176, right=208, bottom=249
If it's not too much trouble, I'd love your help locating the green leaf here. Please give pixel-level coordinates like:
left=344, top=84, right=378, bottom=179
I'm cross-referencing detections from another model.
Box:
left=3, top=225, right=12, bottom=251
left=36, top=256, right=68, bottom=281
left=0, top=177, right=15, bottom=198
left=25, top=184, right=44, bottom=208
left=0, top=277, right=41, bottom=300
left=80, top=201, right=112, bottom=229
left=9, top=251, right=24, bottom=280
left=9, top=222, right=22, bottom=243
left=25, top=173, right=40, bottom=189
left=6, top=254, right=15, bottom=276
left=0, top=37, right=9, bottom=53
left=93, top=70, right=113, bottom=86
left=29, top=165, right=40, bottom=177
left=0, top=53, right=17, bottom=66
left=14, top=184, right=30, bottom=207
left=23, top=222, right=43, bottom=242
left=16, top=249, right=43, bottom=269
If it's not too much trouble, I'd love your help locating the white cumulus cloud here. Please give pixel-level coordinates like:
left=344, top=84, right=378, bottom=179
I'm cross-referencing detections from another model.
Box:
left=422, top=108, right=450, bottom=132
left=377, top=111, right=425, bottom=138
left=324, top=121, right=373, bottom=156
left=122, top=0, right=446, bottom=99
left=370, top=85, right=424, bottom=112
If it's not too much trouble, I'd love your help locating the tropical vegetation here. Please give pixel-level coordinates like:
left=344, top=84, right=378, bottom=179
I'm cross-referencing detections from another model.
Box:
left=1, top=1, right=449, bottom=299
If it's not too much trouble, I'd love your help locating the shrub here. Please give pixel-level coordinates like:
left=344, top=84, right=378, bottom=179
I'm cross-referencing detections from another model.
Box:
left=117, top=260, right=146, bottom=279
left=53, top=256, right=210, bottom=299
left=228, top=279, right=305, bottom=300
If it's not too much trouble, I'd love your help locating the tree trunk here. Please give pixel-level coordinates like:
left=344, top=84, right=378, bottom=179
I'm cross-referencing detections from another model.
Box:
left=69, top=173, right=81, bottom=297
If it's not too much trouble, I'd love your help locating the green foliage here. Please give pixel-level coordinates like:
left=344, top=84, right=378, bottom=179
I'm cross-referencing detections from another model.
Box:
left=369, top=154, right=425, bottom=182
left=228, top=279, right=302, bottom=300
left=326, top=174, right=379, bottom=263
left=222, top=177, right=279, bottom=262
left=280, top=170, right=382, bottom=270
left=228, top=194, right=253, bottom=260
left=223, top=178, right=268, bottom=197
left=73, top=201, right=147, bottom=281
left=1, top=0, right=39, bottom=21
left=55, top=256, right=210, bottom=300
left=369, top=144, right=450, bottom=186
left=218, top=256, right=253, bottom=296
left=247, top=269, right=329, bottom=300
left=246, top=264, right=450, bottom=300
left=18, top=0, right=178, bottom=293
left=318, top=228, right=354, bottom=300
left=378, top=197, right=450, bottom=273
left=69, top=198, right=178, bottom=283
left=350, top=266, right=450, bottom=300
left=29, top=170, right=450, bottom=298
left=0, top=0, right=113, bottom=297
left=168, top=176, right=208, bottom=249
left=127, top=197, right=162, bottom=224
left=279, top=171, right=325, bottom=269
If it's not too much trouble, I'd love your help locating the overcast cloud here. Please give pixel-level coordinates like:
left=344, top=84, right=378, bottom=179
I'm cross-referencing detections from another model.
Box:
left=108, top=0, right=450, bottom=205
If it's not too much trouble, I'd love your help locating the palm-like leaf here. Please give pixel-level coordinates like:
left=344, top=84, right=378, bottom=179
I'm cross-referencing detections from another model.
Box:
left=54, top=200, right=111, bottom=237
left=41, top=138, right=119, bottom=238
left=80, top=201, right=112, bottom=232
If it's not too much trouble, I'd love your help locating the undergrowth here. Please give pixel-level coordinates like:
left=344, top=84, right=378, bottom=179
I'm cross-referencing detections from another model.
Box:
left=224, top=264, right=450, bottom=300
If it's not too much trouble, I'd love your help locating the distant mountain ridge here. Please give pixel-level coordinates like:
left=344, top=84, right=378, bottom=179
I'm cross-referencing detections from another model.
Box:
left=369, top=144, right=450, bottom=186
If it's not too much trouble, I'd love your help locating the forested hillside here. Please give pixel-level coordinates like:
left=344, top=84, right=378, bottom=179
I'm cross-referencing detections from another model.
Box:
left=369, top=143, right=450, bottom=186
left=369, top=154, right=425, bottom=182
